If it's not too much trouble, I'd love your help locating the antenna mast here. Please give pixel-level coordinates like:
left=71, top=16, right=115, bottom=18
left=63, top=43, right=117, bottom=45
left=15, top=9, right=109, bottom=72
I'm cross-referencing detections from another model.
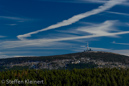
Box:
left=87, top=42, right=89, bottom=51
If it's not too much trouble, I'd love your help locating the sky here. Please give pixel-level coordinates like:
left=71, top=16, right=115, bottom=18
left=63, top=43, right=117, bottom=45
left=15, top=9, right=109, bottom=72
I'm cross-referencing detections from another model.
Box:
left=0, top=0, right=129, bottom=58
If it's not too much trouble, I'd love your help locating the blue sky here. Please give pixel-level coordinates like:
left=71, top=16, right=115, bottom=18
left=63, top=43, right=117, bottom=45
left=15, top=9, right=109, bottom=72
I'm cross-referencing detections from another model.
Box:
left=0, top=0, right=129, bottom=58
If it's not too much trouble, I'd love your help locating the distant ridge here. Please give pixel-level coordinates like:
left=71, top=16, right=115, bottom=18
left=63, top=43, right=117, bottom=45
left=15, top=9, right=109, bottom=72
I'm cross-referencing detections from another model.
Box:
left=0, top=51, right=129, bottom=64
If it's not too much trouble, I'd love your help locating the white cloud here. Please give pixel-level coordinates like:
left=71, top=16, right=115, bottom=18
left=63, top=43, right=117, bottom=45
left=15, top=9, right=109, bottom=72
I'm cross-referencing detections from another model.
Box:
left=41, top=0, right=129, bottom=6
left=0, top=41, right=76, bottom=58
left=2, top=20, right=129, bottom=49
left=107, top=11, right=129, bottom=16
left=0, top=52, right=10, bottom=59
left=40, top=0, right=127, bottom=4
left=0, top=16, right=33, bottom=23
left=112, top=41, right=129, bottom=45
left=0, top=35, right=6, bottom=38
left=77, top=20, right=119, bottom=36
left=0, top=40, right=74, bottom=49
left=86, top=0, right=129, bottom=5
left=0, top=16, right=26, bottom=21
left=1, top=19, right=129, bottom=58
left=113, top=50, right=129, bottom=56
left=17, top=0, right=126, bottom=40
left=0, top=20, right=129, bottom=59
left=84, top=0, right=110, bottom=3
left=126, top=23, right=129, bottom=26
left=6, top=24, right=17, bottom=26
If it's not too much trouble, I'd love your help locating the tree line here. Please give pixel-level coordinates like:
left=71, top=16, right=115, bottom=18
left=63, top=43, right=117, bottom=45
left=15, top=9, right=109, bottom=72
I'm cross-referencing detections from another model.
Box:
left=0, top=68, right=129, bottom=86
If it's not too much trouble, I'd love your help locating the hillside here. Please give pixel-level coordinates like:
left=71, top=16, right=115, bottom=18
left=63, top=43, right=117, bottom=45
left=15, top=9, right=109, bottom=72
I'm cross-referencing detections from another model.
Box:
left=0, top=51, right=129, bottom=64
left=0, top=51, right=129, bottom=70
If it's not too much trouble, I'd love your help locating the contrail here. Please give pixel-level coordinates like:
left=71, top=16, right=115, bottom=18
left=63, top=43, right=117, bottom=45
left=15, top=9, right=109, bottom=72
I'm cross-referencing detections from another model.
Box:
left=17, top=0, right=125, bottom=40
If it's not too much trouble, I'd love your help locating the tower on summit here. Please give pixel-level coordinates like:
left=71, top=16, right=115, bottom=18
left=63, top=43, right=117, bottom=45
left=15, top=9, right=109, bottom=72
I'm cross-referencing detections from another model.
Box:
left=87, top=42, right=89, bottom=51
left=86, top=42, right=92, bottom=51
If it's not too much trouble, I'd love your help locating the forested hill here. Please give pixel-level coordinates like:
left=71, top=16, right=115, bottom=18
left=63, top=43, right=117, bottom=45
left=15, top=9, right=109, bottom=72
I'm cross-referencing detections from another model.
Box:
left=0, top=51, right=129, bottom=65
